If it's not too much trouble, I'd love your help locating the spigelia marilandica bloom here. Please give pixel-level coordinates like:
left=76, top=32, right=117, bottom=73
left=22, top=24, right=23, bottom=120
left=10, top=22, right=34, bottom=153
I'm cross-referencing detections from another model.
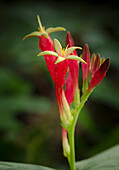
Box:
left=37, top=38, right=86, bottom=126
left=24, top=15, right=110, bottom=170
left=23, top=16, right=69, bottom=126
left=23, top=15, right=66, bottom=83
left=66, top=32, right=80, bottom=106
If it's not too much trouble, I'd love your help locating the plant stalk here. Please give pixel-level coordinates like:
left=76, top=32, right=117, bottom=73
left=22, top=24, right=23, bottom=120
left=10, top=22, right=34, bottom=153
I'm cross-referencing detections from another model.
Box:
left=68, top=90, right=92, bottom=170
left=68, top=126, right=75, bottom=170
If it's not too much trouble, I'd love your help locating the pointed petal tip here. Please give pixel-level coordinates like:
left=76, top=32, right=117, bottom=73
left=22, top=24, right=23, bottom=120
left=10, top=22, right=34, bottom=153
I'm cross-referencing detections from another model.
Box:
left=101, top=57, right=110, bottom=69
left=46, top=27, right=66, bottom=34
left=66, top=31, right=71, bottom=37
left=67, top=55, right=87, bottom=64
left=23, top=31, right=42, bottom=40
left=66, top=31, right=75, bottom=47
left=54, top=38, right=62, bottom=55
left=84, top=44, right=89, bottom=50
left=37, top=14, right=39, bottom=20
left=37, top=51, right=59, bottom=57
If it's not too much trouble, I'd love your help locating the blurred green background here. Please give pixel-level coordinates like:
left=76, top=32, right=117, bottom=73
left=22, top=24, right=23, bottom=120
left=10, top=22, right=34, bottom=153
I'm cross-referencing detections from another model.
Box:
left=0, top=0, right=119, bottom=169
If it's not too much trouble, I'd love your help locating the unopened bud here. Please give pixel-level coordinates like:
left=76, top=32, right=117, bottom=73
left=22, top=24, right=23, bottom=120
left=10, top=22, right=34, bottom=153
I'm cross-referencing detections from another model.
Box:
left=62, top=128, right=70, bottom=157
left=62, top=91, right=73, bottom=123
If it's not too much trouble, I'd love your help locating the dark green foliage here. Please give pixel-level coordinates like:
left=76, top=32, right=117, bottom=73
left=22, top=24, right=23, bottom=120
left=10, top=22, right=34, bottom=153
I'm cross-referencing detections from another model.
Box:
left=76, top=145, right=119, bottom=170
left=0, top=162, right=55, bottom=170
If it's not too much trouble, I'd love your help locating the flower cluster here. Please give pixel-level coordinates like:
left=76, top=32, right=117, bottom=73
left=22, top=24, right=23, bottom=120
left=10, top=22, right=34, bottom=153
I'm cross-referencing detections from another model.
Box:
left=82, top=44, right=110, bottom=93
left=24, top=15, right=110, bottom=166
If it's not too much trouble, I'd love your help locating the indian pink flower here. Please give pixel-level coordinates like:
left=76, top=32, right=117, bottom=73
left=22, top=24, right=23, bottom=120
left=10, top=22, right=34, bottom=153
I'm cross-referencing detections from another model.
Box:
left=65, top=71, right=74, bottom=105
left=23, top=15, right=66, bottom=83
left=38, top=38, right=86, bottom=123
left=66, top=32, right=79, bottom=89
left=24, top=16, right=86, bottom=126
left=66, top=32, right=80, bottom=106
left=24, top=16, right=110, bottom=170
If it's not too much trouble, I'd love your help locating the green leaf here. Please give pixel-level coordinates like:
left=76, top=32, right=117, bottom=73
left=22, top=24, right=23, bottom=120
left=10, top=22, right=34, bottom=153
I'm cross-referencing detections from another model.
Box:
left=76, top=145, right=119, bottom=170
left=55, top=57, right=65, bottom=64
left=37, top=51, right=58, bottom=57
left=66, top=46, right=82, bottom=56
left=67, top=55, right=86, bottom=64
left=0, top=161, right=55, bottom=170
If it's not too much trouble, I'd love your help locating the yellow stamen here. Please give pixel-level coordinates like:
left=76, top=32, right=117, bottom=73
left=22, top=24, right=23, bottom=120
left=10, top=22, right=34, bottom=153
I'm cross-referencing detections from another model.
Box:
left=38, top=26, right=45, bottom=33
left=37, top=15, right=45, bottom=33
left=37, top=15, right=43, bottom=29
left=61, top=48, right=67, bottom=57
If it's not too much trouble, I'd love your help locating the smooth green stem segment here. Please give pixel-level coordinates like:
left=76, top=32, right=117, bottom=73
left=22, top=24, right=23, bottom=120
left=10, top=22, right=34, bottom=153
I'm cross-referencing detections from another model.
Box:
left=68, top=90, right=92, bottom=170
left=68, top=126, right=75, bottom=170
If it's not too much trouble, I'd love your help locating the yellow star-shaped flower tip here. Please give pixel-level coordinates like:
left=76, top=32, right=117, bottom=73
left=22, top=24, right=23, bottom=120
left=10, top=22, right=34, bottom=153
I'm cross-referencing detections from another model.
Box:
left=23, top=15, right=66, bottom=40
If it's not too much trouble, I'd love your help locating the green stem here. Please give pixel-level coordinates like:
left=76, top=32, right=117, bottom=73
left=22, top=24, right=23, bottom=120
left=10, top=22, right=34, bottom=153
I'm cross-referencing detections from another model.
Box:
left=68, top=90, right=92, bottom=170
left=68, top=126, right=75, bottom=170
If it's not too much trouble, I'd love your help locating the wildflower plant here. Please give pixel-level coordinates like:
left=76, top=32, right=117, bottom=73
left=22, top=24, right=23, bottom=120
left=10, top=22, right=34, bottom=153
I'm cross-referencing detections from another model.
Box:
left=24, top=16, right=110, bottom=170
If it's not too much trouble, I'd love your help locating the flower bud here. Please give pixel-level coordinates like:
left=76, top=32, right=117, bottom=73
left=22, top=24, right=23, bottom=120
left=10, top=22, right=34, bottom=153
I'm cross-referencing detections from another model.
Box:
left=62, top=91, right=73, bottom=123
left=62, top=128, right=70, bottom=157
left=82, top=44, right=90, bottom=93
left=88, top=58, right=110, bottom=91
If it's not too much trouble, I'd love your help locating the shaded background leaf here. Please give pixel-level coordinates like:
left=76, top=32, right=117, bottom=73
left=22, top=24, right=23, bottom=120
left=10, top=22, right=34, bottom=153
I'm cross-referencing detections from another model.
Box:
left=76, top=145, right=119, bottom=170
left=0, top=161, right=55, bottom=170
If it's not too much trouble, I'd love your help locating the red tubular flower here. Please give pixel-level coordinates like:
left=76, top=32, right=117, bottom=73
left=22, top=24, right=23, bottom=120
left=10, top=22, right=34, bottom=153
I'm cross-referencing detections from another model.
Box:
left=24, top=16, right=73, bottom=123
left=38, top=35, right=56, bottom=82
left=38, top=38, right=84, bottom=107
left=55, top=60, right=69, bottom=116
left=24, top=15, right=66, bottom=83
left=66, top=32, right=79, bottom=90
left=66, top=32, right=81, bottom=106
left=24, top=16, right=86, bottom=127
left=39, top=35, right=69, bottom=112
left=87, top=58, right=110, bottom=91
left=65, top=71, right=74, bottom=105
left=81, top=44, right=90, bottom=92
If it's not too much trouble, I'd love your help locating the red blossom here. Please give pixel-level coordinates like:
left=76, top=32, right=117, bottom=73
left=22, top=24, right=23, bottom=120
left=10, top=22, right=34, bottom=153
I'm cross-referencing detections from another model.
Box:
left=65, top=71, right=74, bottom=105
left=66, top=32, right=79, bottom=89
left=39, top=36, right=69, bottom=115
left=55, top=60, right=69, bottom=112
left=38, top=35, right=56, bottom=82
left=65, top=32, right=80, bottom=106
